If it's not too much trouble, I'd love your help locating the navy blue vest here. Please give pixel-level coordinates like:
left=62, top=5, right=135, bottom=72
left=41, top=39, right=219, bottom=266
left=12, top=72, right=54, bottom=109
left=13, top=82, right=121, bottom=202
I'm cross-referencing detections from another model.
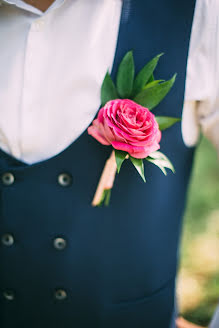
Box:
left=0, top=1, right=196, bottom=327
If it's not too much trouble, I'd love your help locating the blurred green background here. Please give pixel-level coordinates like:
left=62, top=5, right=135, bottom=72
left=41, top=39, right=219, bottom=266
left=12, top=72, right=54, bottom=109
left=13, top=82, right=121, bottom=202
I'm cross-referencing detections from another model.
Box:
left=177, top=137, right=219, bottom=327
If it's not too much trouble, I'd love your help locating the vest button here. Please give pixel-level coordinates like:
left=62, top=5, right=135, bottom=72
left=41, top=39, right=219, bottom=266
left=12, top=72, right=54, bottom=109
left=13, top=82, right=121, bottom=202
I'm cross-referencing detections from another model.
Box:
left=2, top=172, right=15, bottom=186
left=1, top=233, right=14, bottom=247
left=57, top=173, right=72, bottom=187
left=54, top=289, right=67, bottom=301
left=3, top=290, right=15, bottom=301
left=53, top=237, right=67, bottom=250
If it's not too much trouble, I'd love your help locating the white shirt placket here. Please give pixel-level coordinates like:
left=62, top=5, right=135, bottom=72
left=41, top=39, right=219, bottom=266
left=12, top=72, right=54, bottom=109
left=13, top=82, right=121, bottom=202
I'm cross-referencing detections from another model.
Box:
left=20, top=17, right=46, bottom=160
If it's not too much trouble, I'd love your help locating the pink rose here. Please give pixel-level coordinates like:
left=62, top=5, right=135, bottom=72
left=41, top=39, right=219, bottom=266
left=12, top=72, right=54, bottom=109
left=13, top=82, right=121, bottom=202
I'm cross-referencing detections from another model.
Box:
left=88, top=99, right=161, bottom=159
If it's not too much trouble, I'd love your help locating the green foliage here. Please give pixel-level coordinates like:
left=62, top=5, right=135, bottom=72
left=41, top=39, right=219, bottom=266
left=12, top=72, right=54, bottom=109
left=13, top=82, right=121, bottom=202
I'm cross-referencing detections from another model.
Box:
left=132, top=53, right=163, bottom=96
left=98, top=189, right=111, bottom=207
left=180, top=138, right=219, bottom=325
left=182, top=137, right=219, bottom=235
left=183, top=275, right=219, bottom=326
left=115, top=150, right=127, bottom=173
left=104, top=189, right=111, bottom=206
left=130, top=157, right=146, bottom=182
left=101, top=72, right=118, bottom=106
left=155, top=116, right=181, bottom=131
left=146, top=151, right=175, bottom=175
left=143, top=80, right=165, bottom=90
left=116, top=51, right=135, bottom=98
left=133, top=74, right=176, bottom=110
left=100, top=51, right=176, bottom=113
left=148, top=73, right=155, bottom=83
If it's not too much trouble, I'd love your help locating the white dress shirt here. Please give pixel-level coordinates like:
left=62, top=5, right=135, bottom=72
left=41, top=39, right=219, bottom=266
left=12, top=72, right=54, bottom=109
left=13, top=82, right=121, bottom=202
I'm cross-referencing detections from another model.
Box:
left=0, top=0, right=122, bottom=163
left=0, top=0, right=219, bottom=164
left=182, top=0, right=219, bottom=156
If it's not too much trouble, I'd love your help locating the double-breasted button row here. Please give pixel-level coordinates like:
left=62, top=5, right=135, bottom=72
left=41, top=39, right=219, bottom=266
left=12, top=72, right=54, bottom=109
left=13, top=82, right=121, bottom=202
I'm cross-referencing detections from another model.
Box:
left=1, top=172, right=72, bottom=187
left=2, top=289, right=68, bottom=301
left=1, top=234, right=67, bottom=250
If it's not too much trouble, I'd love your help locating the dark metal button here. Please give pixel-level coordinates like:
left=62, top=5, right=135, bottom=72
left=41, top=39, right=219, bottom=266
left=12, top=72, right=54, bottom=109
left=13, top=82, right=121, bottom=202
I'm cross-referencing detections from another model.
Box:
left=53, top=237, right=67, bottom=250
left=1, top=233, right=14, bottom=247
left=3, top=290, right=15, bottom=301
left=2, top=172, right=15, bottom=186
left=57, top=173, right=72, bottom=187
left=54, top=289, right=67, bottom=301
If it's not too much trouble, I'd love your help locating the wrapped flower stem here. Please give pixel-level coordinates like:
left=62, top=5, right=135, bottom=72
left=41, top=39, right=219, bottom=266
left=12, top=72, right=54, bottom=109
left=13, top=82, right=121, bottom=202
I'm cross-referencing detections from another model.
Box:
left=92, top=151, right=117, bottom=207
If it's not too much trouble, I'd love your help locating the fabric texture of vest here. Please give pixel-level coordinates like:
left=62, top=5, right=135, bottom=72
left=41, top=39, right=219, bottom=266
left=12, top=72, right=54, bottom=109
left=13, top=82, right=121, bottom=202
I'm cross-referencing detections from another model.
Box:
left=0, top=1, right=196, bottom=327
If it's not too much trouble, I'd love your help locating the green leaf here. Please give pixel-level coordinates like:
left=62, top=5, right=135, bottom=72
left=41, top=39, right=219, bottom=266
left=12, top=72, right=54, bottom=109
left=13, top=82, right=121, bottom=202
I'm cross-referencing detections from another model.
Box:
left=97, top=189, right=111, bottom=207
left=143, top=80, right=165, bottom=90
left=115, top=150, right=128, bottom=173
left=148, top=73, right=155, bottom=83
left=104, top=189, right=111, bottom=206
left=133, top=74, right=176, bottom=110
left=146, top=151, right=175, bottom=175
left=155, top=116, right=181, bottom=131
left=130, top=157, right=146, bottom=182
left=132, top=53, right=163, bottom=97
left=101, top=72, right=119, bottom=106
left=116, top=51, right=135, bottom=98
left=98, top=189, right=106, bottom=207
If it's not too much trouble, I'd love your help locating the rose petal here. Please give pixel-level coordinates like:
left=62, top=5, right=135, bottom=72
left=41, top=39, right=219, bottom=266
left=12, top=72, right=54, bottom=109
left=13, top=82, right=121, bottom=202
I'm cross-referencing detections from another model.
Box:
left=88, top=125, right=110, bottom=145
left=88, top=99, right=162, bottom=155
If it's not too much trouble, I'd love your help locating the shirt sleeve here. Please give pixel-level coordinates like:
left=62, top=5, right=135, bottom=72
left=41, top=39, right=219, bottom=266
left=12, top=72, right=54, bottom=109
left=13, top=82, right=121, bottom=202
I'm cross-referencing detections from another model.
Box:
left=182, top=0, right=219, bottom=156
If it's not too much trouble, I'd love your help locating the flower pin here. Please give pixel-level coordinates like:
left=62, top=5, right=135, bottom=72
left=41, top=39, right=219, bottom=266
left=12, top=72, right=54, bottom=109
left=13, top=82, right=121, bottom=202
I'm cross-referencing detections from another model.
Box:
left=88, top=51, right=180, bottom=206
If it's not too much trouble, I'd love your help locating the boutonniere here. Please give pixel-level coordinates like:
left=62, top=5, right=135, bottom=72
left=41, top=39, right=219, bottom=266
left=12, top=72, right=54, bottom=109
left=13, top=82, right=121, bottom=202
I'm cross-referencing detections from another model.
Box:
left=88, top=51, right=180, bottom=206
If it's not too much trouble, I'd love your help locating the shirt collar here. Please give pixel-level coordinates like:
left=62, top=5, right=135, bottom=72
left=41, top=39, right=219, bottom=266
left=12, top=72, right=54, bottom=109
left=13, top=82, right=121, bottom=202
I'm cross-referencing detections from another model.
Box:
left=1, top=0, right=65, bottom=16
